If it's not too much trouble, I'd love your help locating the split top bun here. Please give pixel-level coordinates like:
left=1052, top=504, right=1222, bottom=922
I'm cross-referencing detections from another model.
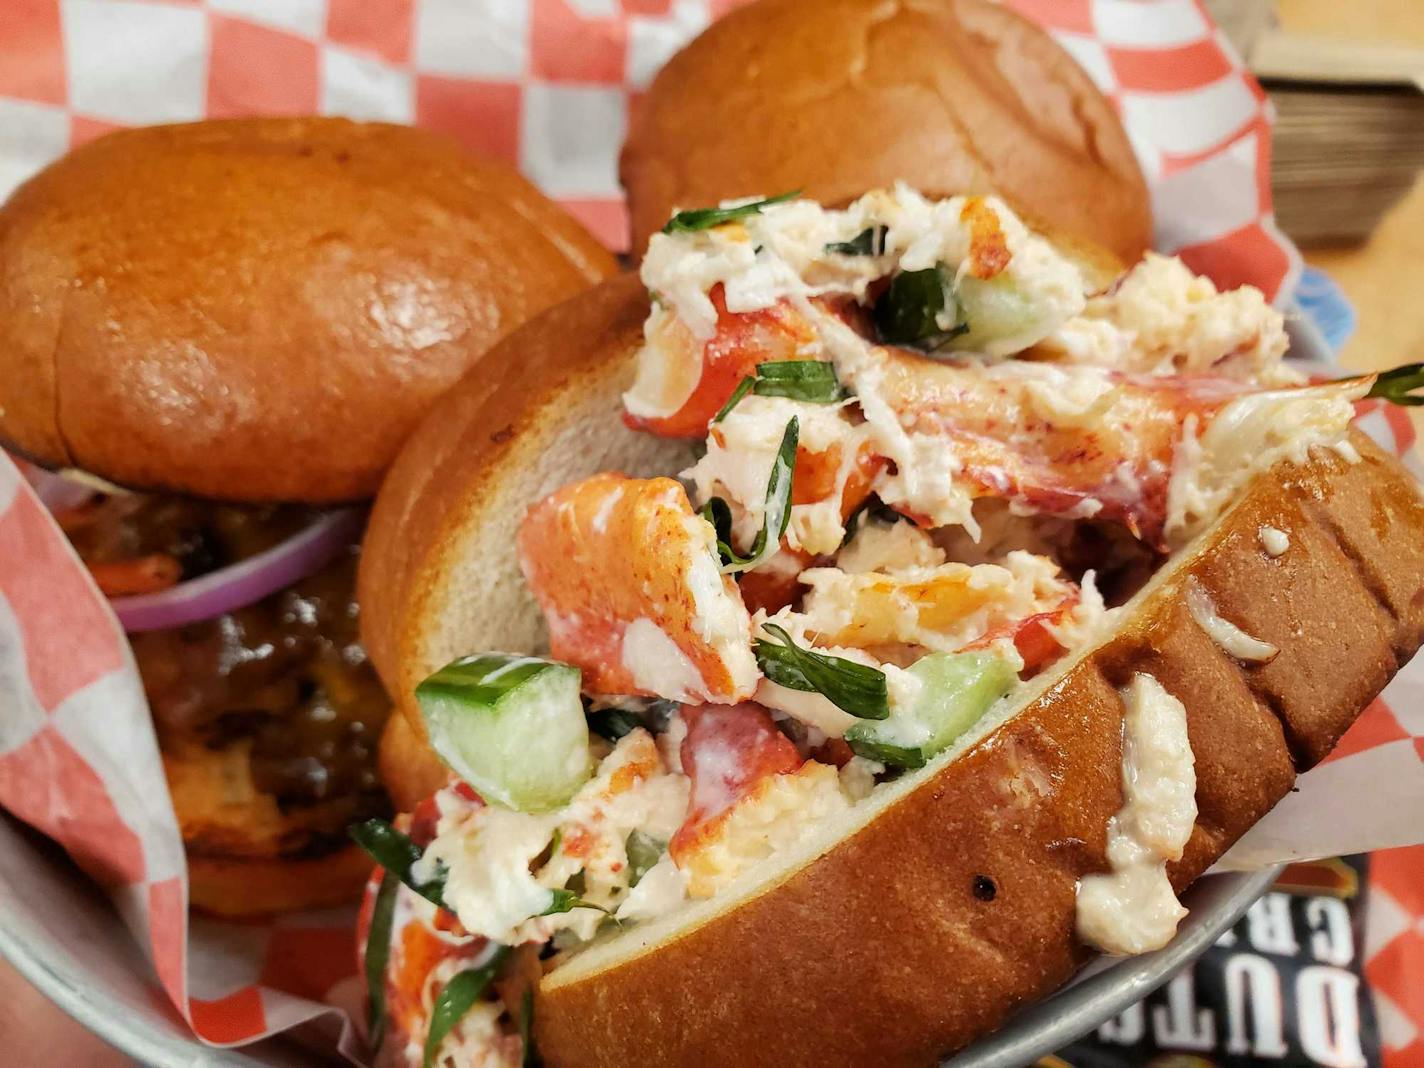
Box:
left=0, top=118, right=616, bottom=503
left=621, top=0, right=1151, bottom=264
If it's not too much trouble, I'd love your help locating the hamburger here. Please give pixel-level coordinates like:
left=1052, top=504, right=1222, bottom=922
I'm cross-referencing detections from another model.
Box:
left=620, top=0, right=1151, bottom=263
left=349, top=187, right=1424, bottom=1065
left=0, top=117, right=616, bottom=916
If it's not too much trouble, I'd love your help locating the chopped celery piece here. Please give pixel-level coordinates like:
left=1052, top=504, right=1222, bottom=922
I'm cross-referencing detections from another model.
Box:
left=417, top=654, right=591, bottom=813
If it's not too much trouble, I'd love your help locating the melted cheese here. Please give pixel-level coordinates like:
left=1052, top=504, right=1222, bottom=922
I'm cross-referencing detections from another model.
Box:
left=1076, top=673, right=1198, bottom=955
left=1186, top=578, right=1278, bottom=662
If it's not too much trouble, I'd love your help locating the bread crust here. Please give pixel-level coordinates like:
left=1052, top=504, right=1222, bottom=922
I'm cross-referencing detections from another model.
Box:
left=620, top=0, right=1150, bottom=263
left=358, top=278, right=1424, bottom=1063
left=0, top=118, right=616, bottom=502
left=533, top=434, right=1424, bottom=1066
left=188, top=844, right=375, bottom=918
left=359, top=274, right=693, bottom=744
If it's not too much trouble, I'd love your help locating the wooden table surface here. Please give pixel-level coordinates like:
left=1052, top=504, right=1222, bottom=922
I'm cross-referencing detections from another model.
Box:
left=5, top=2, right=1422, bottom=1064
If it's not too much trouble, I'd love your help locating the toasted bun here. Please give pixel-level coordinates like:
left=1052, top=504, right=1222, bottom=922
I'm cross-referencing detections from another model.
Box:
left=379, top=711, right=453, bottom=815
left=164, top=740, right=382, bottom=917
left=360, top=278, right=1424, bottom=1062
left=621, top=0, right=1150, bottom=264
left=188, top=845, right=375, bottom=918
left=0, top=118, right=616, bottom=503
left=359, top=273, right=694, bottom=741
left=358, top=280, right=1424, bottom=1059
left=533, top=430, right=1424, bottom=1065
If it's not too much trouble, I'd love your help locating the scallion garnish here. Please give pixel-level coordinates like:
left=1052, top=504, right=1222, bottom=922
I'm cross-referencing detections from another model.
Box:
left=699, top=417, right=798, bottom=573
left=714, top=361, right=843, bottom=422
left=625, top=830, right=666, bottom=888
left=712, top=376, right=756, bottom=423
left=587, top=706, right=643, bottom=742
left=423, top=947, right=511, bottom=1068
left=874, top=264, right=969, bottom=350
left=363, top=868, right=400, bottom=1055
left=661, top=191, right=800, bottom=234
left=825, top=225, right=888, bottom=256
left=1366, top=363, right=1424, bottom=406
left=542, top=887, right=610, bottom=917
left=349, top=818, right=448, bottom=910
left=753, top=623, right=890, bottom=719
left=520, top=989, right=539, bottom=1067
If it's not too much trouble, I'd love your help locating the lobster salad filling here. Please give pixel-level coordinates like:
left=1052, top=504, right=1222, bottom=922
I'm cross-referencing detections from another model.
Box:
left=356, top=188, right=1384, bottom=1066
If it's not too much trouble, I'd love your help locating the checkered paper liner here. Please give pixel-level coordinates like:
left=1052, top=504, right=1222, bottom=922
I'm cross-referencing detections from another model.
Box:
left=0, top=0, right=1416, bottom=1058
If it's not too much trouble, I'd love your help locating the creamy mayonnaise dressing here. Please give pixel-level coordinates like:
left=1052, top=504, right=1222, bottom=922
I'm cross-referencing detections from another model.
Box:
left=416, top=731, right=690, bottom=944
left=1164, top=379, right=1366, bottom=545
left=790, top=549, right=1071, bottom=654
left=1076, top=673, right=1198, bottom=955
left=683, top=394, right=859, bottom=554
left=1259, top=525, right=1290, bottom=557
left=1185, top=578, right=1278, bottom=662
left=640, top=185, right=1086, bottom=347
left=1039, top=253, right=1293, bottom=383
left=677, top=760, right=851, bottom=898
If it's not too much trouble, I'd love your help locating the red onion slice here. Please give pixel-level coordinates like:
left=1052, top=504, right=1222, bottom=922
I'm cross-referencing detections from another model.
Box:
left=21, top=461, right=98, bottom=513
left=110, top=508, right=366, bottom=633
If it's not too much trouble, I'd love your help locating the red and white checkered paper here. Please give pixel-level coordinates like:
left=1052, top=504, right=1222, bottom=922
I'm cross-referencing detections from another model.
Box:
left=1, top=0, right=1416, bottom=1059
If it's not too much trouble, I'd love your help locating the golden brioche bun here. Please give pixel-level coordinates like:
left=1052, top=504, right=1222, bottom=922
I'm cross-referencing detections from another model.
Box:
left=164, top=739, right=383, bottom=916
left=535, top=431, right=1424, bottom=1065
left=378, top=712, right=453, bottom=815
left=188, top=845, right=376, bottom=918
left=621, top=0, right=1150, bottom=264
left=356, top=276, right=1424, bottom=1061
left=358, top=273, right=692, bottom=746
left=0, top=118, right=616, bottom=503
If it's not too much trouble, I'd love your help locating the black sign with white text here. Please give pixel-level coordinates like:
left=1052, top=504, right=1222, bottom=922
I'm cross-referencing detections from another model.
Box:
left=1045, top=857, right=1380, bottom=1068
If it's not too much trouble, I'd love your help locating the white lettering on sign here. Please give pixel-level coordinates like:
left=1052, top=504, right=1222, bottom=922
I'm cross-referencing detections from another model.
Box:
left=1152, top=969, right=1217, bottom=1050
left=1246, top=893, right=1301, bottom=956
left=1306, top=897, right=1355, bottom=967
left=1297, top=967, right=1367, bottom=1068
left=1097, top=1001, right=1146, bottom=1045
left=1222, top=954, right=1289, bottom=1058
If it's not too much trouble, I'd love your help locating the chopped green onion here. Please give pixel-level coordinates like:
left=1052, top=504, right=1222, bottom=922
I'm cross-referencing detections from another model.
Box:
left=1366, top=363, right=1424, bottom=406
left=825, top=226, right=888, bottom=256
left=714, top=361, right=843, bottom=422
left=874, top=264, right=969, bottom=350
left=520, top=989, right=539, bottom=1067
left=753, top=360, right=843, bottom=402
left=587, top=707, right=643, bottom=742
left=350, top=818, right=448, bottom=910
left=753, top=623, right=889, bottom=719
left=661, top=191, right=799, bottom=234
left=542, top=887, right=610, bottom=917
left=625, top=831, right=666, bottom=888
left=698, top=417, right=798, bottom=573
left=713, top=376, right=756, bottom=422
left=843, top=737, right=928, bottom=769
left=363, top=869, right=400, bottom=1055
left=423, top=948, right=511, bottom=1068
